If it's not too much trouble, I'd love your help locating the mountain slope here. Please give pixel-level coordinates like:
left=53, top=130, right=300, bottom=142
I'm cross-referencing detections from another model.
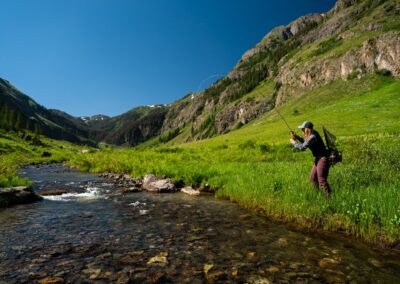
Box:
left=159, top=0, right=400, bottom=142
left=0, top=78, right=93, bottom=144
left=0, top=78, right=168, bottom=146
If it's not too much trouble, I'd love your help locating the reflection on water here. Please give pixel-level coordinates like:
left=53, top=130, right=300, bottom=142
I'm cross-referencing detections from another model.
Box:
left=0, top=164, right=399, bottom=283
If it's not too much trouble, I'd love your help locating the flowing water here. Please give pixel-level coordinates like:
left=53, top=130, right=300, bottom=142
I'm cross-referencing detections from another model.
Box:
left=0, top=164, right=399, bottom=283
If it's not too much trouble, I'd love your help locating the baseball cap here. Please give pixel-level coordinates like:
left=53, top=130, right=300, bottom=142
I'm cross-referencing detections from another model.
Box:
left=298, top=121, right=313, bottom=129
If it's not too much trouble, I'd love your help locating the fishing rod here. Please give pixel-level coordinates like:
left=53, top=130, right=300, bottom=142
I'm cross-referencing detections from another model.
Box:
left=275, top=108, right=292, bottom=133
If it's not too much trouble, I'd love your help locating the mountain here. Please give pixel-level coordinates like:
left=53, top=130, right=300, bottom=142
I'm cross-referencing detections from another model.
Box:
left=0, top=78, right=93, bottom=144
left=1, top=0, right=399, bottom=146
left=0, top=78, right=169, bottom=146
left=160, top=0, right=400, bottom=142
left=86, top=105, right=168, bottom=146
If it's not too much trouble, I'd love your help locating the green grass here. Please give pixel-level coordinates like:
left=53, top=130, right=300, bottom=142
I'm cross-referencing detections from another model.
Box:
left=67, top=74, right=400, bottom=245
left=0, top=130, right=83, bottom=189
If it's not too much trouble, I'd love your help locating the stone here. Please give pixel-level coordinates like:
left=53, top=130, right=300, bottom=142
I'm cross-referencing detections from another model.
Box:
left=39, top=189, right=69, bottom=196
left=206, top=271, right=227, bottom=281
left=276, top=237, right=288, bottom=247
left=147, top=272, right=168, bottom=283
left=143, top=174, right=176, bottom=193
left=318, top=257, right=341, bottom=268
left=181, top=186, right=200, bottom=195
left=266, top=266, right=280, bottom=273
left=119, top=251, right=144, bottom=264
left=143, top=174, right=157, bottom=187
left=0, top=186, right=42, bottom=207
left=147, top=252, right=168, bottom=266
left=203, top=264, right=214, bottom=275
left=38, top=277, right=64, bottom=284
left=122, top=187, right=142, bottom=193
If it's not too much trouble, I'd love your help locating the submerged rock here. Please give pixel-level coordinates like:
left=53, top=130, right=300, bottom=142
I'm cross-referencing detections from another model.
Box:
left=38, top=277, right=64, bottom=284
left=181, top=186, right=200, bottom=196
left=39, top=189, right=69, bottom=196
left=147, top=252, right=168, bottom=266
left=0, top=186, right=42, bottom=207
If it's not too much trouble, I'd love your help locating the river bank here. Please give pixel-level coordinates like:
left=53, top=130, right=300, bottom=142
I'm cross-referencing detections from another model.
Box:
left=1, top=164, right=400, bottom=283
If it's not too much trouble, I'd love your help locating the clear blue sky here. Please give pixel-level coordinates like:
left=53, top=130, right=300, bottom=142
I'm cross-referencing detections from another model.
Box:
left=0, top=0, right=336, bottom=117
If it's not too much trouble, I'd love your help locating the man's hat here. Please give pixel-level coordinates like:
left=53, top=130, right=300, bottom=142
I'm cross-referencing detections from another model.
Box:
left=298, top=121, right=313, bottom=129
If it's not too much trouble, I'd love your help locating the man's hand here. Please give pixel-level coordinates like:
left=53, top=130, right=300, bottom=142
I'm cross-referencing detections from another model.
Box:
left=290, top=138, right=297, bottom=145
left=290, top=131, right=298, bottom=140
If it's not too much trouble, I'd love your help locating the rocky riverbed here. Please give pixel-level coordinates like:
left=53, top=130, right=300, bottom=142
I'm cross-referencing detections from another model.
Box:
left=1, top=164, right=400, bottom=283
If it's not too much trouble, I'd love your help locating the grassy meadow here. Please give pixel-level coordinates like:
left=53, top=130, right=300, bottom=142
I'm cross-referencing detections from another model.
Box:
left=67, top=74, right=400, bottom=245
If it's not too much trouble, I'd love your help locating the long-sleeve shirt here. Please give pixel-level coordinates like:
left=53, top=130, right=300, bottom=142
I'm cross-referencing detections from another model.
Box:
left=293, top=130, right=328, bottom=158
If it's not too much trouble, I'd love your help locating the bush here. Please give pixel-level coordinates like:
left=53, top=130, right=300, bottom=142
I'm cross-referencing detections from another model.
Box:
left=311, top=37, right=342, bottom=57
left=259, top=144, right=270, bottom=153
left=347, top=70, right=358, bottom=80
left=239, top=140, right=256, bottom=149
left=375, top=68, right=392, bottom=77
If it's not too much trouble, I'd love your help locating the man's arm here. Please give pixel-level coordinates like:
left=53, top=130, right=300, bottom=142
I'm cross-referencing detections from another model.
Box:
left=293, top=134, right=316, bottom=151
left=290, top=131, right=304, bottom=143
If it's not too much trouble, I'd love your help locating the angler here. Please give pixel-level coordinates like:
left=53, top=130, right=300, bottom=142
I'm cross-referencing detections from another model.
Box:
left=290, top=121, right=331, bottom=196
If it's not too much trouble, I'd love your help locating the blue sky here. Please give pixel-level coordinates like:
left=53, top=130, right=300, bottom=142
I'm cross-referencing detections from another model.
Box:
left=0, top=0, right=336, bottom=116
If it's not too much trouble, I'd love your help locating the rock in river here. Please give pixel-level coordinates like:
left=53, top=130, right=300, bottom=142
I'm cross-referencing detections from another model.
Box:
left=38, top=277, right=64, bottom=284
left=147, top=252, right=169, bottom=266
left=0, top=186, right=42, bottom=207
left=143, top=174, right=176, bottom=193
left=181, top=186, right=200, bottom=196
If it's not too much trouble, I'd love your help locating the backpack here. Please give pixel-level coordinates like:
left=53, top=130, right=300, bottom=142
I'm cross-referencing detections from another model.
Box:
left=323, top=126, right=342, bottom=166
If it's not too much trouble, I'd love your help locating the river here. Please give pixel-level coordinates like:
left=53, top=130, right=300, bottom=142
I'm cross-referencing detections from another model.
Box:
left=0, top=164, right=399, bottom=283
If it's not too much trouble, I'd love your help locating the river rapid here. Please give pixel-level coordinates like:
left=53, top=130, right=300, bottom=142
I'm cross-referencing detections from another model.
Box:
left=0, top=164, right=399, bottom=283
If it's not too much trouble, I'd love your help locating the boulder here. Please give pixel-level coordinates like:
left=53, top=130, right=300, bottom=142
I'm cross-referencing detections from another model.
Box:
left=142, top=174, right=176, bottom=193
left=0, top=186, right=42, bottom=207
left=181, top=186, right=200, bottom=196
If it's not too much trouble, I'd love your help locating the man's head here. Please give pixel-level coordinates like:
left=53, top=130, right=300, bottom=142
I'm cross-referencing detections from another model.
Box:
left=298, top=121, right=313, bottom=131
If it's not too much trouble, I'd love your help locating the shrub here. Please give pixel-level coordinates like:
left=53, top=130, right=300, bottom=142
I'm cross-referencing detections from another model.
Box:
left=375, top=68, right=392, bottom=77
left=259, top=144, right=270, bottom=153
left=311, top=37, right=342, bottom=57
left=239, top=140, right=256, bottom=149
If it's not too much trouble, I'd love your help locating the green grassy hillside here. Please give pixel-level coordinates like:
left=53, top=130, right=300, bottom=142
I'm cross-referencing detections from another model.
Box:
left=68, top=74, right=400, bottom=245
left=0, top=130, right=84, bottom=188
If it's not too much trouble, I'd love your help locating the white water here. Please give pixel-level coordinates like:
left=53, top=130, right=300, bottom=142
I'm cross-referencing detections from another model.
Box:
left=43, top=187, right=108, bottom=202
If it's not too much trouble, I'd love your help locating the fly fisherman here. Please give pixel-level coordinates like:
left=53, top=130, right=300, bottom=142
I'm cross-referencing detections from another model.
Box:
left=290, top=121, right=331, bottom=196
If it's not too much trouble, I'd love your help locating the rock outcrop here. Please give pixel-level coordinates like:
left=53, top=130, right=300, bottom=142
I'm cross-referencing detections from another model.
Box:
left=0, top=186, right=42, bottom=207
left=276, top=31, right=400, bottom=104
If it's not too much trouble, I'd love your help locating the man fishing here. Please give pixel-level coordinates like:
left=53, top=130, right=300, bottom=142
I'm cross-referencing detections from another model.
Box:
left=290, top=121, right=331, bottom=196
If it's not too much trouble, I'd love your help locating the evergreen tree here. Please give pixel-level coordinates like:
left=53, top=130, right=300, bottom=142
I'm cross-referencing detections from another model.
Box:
left=15, top=111, right=23, bottom=130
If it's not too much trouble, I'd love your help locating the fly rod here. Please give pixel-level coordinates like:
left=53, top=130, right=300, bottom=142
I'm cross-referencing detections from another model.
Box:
left=275, top=108, right=292, bottom=132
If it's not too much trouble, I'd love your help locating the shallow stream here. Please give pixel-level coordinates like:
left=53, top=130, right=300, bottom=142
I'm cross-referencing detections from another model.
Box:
left=0, top=164, right=399, bottom=283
